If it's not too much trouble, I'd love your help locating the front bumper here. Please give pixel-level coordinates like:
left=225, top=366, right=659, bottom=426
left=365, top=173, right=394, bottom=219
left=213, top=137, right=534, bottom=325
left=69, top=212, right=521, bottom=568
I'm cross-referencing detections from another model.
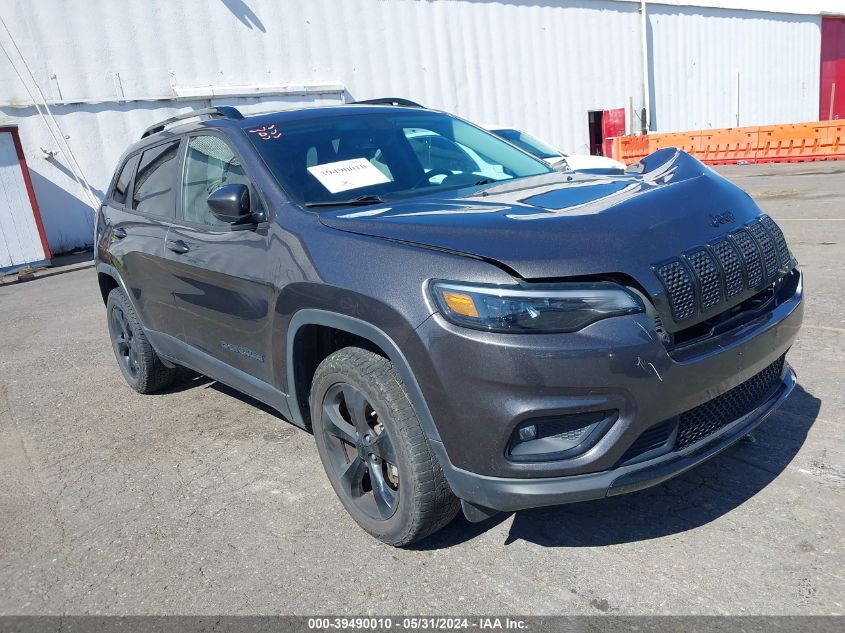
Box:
left=429, top=364, right=794, bottom=512
left=404, top=270, right=803, bottom=510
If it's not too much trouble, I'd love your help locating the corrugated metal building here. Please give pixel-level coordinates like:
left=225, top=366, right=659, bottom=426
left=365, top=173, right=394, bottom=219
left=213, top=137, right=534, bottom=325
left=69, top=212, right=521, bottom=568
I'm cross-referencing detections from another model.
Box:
left=0, top=0, right=843, bottom=258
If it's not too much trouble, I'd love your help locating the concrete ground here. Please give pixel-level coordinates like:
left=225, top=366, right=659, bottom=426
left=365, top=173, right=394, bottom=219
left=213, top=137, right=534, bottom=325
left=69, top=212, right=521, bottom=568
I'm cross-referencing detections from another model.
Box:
left=0, top=162, right=842, bottom=615
left=0, top=252, right=94, bottom=287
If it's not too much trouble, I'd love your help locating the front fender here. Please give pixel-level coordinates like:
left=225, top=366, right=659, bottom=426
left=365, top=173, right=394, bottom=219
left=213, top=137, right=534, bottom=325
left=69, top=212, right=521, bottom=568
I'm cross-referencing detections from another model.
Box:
left=283, top=308, right=442, bottom=445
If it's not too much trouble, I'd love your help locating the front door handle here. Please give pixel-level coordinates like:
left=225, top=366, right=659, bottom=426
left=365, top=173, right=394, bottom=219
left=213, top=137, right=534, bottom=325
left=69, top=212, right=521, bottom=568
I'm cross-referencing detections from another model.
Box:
left=166, top=239, right=190, bottom=254
left=112, top=227, right=127, bottom=239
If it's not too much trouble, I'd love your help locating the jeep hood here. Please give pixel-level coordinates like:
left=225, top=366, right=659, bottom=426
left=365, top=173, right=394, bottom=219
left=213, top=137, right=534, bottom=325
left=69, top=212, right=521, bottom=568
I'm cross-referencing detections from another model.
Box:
left=318, top=149, right=763, bottom=286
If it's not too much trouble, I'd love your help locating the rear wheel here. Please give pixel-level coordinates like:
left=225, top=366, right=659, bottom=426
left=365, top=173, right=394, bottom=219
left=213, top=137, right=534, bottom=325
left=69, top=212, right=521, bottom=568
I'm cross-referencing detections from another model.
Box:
left=106, top=288, right=177, bottom=394
left=310, top=347, right=459, bottom=546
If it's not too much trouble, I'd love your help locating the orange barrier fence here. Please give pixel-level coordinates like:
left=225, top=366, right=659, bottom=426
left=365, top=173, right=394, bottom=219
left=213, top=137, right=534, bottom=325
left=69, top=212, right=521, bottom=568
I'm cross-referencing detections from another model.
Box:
left=610, top=120, right=845, bottom=166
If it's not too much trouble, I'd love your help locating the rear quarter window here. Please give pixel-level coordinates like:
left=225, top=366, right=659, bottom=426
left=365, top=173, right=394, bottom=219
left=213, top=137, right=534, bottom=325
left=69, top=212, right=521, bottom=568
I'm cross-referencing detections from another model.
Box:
left=110, top=154, right=138, bottom=205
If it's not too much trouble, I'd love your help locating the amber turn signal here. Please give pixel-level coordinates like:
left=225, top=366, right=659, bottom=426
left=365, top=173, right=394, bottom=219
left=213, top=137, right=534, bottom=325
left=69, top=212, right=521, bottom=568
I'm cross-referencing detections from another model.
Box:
left=441, top=291, right=480, bottom=318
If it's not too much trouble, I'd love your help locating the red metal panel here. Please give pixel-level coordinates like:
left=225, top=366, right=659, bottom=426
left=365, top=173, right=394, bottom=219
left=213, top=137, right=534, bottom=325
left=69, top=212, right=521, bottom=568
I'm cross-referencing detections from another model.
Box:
left=822, top=16, right=845, bottom=60
left=596, top=108, right=626, bottom=157
left=821, top=17, right=845, bottom=120
left=821, top=60, right=845, bottom=120
left=602, top=108, right=626, bottom=140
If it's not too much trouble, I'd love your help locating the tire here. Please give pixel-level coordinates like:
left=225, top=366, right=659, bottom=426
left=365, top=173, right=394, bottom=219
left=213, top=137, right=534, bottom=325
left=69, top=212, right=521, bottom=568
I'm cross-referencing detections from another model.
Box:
left=310, top=347, right=460, bottom=546
left=106, top=287, right=177, bottom=394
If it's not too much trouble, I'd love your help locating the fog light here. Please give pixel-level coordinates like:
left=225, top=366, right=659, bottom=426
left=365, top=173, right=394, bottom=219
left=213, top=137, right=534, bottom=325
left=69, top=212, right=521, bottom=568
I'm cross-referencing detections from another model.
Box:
left=518, top=425, right=538, bottom=441
left=508, top=410, right=617, bottom=462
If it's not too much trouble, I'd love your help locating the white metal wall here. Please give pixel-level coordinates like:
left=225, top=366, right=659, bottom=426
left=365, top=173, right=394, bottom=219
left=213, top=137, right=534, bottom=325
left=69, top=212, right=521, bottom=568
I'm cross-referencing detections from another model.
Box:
left=648, top=5, right=821, bottom=131
left=0, top=96, right=345, bottom=254
left=0, top=0, right=827, bottom=253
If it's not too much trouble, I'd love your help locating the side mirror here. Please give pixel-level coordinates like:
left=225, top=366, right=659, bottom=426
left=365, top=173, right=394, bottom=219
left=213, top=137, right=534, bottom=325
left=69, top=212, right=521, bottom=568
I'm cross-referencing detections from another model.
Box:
left=207, top=184, right=257, bottom=224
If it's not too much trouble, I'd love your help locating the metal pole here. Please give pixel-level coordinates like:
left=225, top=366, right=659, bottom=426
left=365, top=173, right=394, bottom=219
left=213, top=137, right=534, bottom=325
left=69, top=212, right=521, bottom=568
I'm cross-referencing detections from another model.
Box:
left=830, top=83, right=837, bottom=121
left=640, top=1, right=650, bottom=133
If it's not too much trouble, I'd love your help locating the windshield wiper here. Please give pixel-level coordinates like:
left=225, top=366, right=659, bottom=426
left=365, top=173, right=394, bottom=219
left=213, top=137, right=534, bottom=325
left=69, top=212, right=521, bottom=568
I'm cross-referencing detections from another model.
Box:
left=305, top=195, right=385, bottom=208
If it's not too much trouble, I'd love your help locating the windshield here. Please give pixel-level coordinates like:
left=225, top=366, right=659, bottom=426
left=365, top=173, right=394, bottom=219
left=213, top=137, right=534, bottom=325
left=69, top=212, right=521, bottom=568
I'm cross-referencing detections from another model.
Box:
left=244, top=110, right=552, bottom=206
left=492, top=129, right=562, bottom=160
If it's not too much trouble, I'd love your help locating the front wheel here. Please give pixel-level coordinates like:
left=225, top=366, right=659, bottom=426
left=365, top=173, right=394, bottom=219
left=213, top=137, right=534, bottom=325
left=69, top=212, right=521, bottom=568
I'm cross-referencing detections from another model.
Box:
left=310, top=347, right=460, bottom=546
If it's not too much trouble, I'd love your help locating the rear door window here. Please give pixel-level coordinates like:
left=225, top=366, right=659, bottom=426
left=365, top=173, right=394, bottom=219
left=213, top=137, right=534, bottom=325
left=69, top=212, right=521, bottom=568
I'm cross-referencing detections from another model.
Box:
left=111, top=154, right=138, bottom=205
left=132, top=140, right=181, bottom=217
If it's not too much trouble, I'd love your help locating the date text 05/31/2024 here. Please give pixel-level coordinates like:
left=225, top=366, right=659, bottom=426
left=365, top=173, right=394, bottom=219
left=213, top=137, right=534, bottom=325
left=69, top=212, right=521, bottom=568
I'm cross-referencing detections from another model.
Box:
left=307, top=618, right=528, bottom=630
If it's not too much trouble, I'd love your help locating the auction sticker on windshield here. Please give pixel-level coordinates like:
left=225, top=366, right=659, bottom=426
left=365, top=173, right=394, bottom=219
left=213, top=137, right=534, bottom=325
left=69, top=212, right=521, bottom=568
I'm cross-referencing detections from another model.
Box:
left=307, top=158, right=391, bottom=193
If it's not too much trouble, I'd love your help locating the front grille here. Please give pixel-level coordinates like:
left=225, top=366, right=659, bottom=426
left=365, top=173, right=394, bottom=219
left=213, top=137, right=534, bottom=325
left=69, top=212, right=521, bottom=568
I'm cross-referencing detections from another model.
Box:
left=747, top=221, right=779, bottom=280
left=711, top=239, right=744, bottom=298
left=760, top=215, right=792, bottom=268
left=617, top=355, right=786, bottom=465
left=616, top=419, right=675, bottom=465
left=654, top=215, right=794, bottom=322
left=656, top=260, right=696, bottom=321
left=731, top=228, right=764, bottom=288
left=687, top=249, right=722, bottom=309
left=676, top=355, right=785, bottom=450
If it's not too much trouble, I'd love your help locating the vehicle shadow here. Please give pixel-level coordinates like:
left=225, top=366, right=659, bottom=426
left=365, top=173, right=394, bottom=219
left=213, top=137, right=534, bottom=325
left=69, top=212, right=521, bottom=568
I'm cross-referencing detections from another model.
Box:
left=414, top=384, right=820, bottom=550
left=157, top=369, right=215, bottom=395
left=165, top=367, right=291, bottom=424
left=211, top=381, right=287, bottom=419
left=161, top=371, right=291, bottom=419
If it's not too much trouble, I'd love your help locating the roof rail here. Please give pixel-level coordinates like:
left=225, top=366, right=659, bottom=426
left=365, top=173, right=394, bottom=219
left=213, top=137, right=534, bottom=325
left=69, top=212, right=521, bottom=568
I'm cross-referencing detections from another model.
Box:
left=353, top=97, right=425, bottom=108
left=141, top=106, right=244, bottom=139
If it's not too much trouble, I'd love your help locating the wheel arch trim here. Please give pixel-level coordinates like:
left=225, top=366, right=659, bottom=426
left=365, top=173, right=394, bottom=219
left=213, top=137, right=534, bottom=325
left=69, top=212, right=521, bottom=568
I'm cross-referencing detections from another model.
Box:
left=285, top=309, right=443, bottom=445
left=96, top=261, right=182, bottom=370
left=96, top=262, right=141, bottom=316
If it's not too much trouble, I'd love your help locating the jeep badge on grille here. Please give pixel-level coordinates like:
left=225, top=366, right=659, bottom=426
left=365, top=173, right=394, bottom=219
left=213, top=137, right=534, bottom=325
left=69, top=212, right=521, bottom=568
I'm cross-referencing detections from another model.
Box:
left=709, top=211, right=736, bottom=227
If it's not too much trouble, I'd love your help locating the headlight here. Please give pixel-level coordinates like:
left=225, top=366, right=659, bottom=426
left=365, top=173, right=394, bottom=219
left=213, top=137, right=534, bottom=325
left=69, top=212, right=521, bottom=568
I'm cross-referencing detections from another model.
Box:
left=430, top=280, right=643, bottom=333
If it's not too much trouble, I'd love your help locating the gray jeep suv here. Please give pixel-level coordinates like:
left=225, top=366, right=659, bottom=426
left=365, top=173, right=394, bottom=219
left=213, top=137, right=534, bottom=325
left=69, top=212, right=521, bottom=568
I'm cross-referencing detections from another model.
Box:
left=95, top=103, right=803, bottom=545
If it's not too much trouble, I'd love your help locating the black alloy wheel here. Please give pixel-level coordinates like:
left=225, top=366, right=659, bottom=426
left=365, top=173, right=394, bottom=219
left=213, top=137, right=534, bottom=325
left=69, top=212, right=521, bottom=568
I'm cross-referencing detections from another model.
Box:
left=309, top=347, right=460, bottom=546
left=109, top=303, right=140, bottom=380
left=105, top=287, right=177, bottom=393
left=319, top=382, right=400, bottom=520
